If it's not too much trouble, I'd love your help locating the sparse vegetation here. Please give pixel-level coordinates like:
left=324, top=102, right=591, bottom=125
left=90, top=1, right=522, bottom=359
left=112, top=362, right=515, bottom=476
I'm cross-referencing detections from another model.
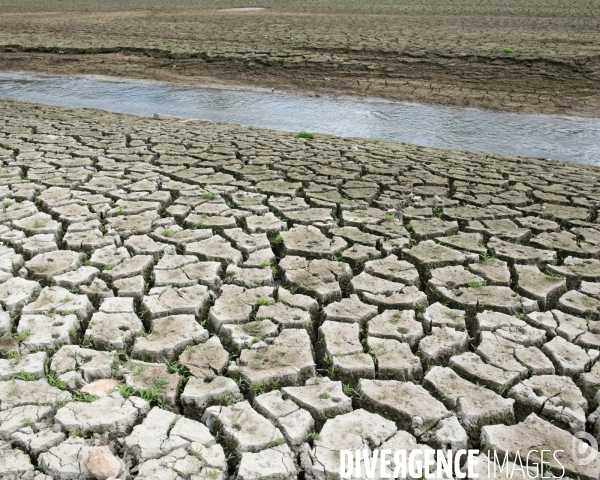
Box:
left=297, top=131, right=315, bottom=139
left=256, top=298, right=273, bottom=306
left=14, top=370, right=39, bottom=381
left=72, top=391, right=98, bottom=402
left=4, top=329, right=31, bottom=342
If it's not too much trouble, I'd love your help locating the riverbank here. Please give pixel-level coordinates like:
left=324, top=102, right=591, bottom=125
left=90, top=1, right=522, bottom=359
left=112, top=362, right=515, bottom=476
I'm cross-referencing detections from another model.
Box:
left=0, top=0, right=599, bottom=117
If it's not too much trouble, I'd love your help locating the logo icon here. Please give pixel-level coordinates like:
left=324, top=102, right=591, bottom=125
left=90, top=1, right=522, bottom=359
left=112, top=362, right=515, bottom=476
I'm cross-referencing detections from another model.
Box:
left=572, top=432, right=598, bottom=466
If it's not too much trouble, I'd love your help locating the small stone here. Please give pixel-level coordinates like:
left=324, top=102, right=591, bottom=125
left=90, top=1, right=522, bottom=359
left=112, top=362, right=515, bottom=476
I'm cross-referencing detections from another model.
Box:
left=84, top=448, right=124, bottom=480
left=80, top=379, right=120, bottom=397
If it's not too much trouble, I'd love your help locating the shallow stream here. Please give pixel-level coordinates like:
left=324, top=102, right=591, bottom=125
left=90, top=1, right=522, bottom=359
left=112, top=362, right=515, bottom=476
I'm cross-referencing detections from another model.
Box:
left=1, top=71, right=599, bottom=165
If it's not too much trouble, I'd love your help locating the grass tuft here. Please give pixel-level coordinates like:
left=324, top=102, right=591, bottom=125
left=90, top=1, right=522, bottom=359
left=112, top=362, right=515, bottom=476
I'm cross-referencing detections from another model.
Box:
left=297, top=131, right=315, bottom=139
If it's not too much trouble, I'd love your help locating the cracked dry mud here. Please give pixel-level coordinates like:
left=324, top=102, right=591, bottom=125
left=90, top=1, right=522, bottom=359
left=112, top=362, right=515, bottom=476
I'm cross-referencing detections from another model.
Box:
left=0, top=98, right=599, bottom=479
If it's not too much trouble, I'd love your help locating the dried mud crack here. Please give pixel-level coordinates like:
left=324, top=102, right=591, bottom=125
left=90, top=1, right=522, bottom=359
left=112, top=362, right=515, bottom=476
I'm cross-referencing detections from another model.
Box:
left=0, top=99, right=599, bottom=479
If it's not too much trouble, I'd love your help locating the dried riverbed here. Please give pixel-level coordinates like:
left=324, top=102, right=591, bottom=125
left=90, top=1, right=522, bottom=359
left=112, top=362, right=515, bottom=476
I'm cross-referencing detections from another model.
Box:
left=0, top=99, right=599, bottom=479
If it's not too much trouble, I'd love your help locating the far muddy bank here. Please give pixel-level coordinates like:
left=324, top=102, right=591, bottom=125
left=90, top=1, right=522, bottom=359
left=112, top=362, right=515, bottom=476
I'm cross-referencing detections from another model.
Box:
left=1, top=49, right=598, bottom=118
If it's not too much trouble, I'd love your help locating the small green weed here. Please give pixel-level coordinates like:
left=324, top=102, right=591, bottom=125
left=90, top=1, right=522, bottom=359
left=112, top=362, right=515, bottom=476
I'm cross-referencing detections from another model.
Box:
left=256, top=298, right=273, bottom=306
left=15, top=370, right=39, bottom=381
left=297, top=131, right=315, bottom=139
left=72, top=391, right=98, bottom=402
left=4, top=329, right=31, bottom=342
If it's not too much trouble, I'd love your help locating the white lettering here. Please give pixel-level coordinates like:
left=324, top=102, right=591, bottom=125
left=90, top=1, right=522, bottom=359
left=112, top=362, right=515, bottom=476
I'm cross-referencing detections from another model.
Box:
left=553, top=450, right=565, bottom=478
left=525, top=450, right=539, bottom=478
left=493, top=450, right=509, bottom=476
left=380, top=449, right=391, bottom=478
left=339, top=450, right=353, bottom=478
left=364, top=449, right=379, bottom=478
left=467, top=450, right=479, bottom=478
left=437, top=450, right=453, bottom=478
left=511, top=451, right=526, bottom=477
left=423, top=450, right=435, bottom=479
left=455, top=450, right=466, bottom=478
left=408, top=450, right=422, bottom=478
left=392, top=450, right=406, bottom=479
left=540, top=449, right=551, bottom=479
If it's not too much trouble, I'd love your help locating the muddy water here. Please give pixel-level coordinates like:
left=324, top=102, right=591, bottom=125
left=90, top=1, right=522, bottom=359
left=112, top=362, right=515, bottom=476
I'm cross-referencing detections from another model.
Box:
left=1, top=71, right=599, bottom=165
